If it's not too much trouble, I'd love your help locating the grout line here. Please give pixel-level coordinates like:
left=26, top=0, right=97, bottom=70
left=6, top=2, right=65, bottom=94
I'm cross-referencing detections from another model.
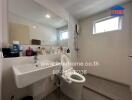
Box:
left=83, top=86, right=114, bottom=100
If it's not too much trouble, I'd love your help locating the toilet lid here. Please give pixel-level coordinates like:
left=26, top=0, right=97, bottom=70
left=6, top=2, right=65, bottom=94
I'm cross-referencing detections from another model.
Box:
left=61, top=54, right=72, bottom=71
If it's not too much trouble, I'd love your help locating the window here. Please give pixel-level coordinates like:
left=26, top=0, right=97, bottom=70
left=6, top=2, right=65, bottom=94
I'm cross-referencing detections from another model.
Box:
left=93, top=17, right=122, bottom=34
left=60, top=31, right=68, bottom=40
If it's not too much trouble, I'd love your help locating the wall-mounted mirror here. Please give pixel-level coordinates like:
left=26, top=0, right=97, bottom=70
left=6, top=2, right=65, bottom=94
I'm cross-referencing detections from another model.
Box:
left=3, top=0, right=69, bottom=57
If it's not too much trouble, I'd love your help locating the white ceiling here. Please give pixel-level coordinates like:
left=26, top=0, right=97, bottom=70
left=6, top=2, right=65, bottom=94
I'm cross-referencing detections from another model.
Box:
left=8, top=0, right=67, bottom=28
left=56, top=0, right=130, bottom=20
left=8, top=0, right=130, bottom=23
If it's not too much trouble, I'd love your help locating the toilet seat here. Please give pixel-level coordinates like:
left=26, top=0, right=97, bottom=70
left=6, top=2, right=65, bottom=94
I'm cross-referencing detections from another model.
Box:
left=62, top=69, right=86, bottom=83
left=61, top=54, right=86, bottom=83
left=69, top=72, right=86, bottom=83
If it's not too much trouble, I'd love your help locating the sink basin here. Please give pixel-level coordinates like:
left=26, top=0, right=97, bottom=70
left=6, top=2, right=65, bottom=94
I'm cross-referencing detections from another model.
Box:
left=12, top=60, right=61, bottom=88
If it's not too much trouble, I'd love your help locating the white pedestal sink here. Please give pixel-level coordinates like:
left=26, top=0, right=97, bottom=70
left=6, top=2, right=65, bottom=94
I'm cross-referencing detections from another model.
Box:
left=12, top=60, right=61, bottom=88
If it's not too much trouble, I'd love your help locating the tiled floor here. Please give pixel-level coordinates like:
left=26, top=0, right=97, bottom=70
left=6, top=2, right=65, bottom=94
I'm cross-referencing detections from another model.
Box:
left=82, top=88, right=111, bottom=100
left=45, top=88, right=111, bottom=100
left=45, top=74, right=132, bottom=100
left=44, top=89, right=72, bottom=100
left=85, top=74, right=132, bottom=100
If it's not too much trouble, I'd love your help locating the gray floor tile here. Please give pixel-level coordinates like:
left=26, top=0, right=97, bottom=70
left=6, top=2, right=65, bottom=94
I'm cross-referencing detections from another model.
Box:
left=44, top=93, right=57, bottom=100
left=82, top=88, right=110, bottom=100
left=85, top=74, right=132, bottom=100
left=45, top=90, right=72, bottom=100
left=45, top=88, right=111, bottom=100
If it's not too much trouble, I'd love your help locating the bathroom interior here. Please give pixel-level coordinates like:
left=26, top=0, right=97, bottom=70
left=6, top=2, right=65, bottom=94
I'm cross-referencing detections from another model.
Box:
left=0, top=0, right=132, bottom=100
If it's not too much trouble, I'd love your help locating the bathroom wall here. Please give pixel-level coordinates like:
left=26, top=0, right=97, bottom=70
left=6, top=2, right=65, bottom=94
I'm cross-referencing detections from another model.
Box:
left=69, top=16, right=78, bottom=61
left=0, top=0, right=8, bottom=99
left=0, top=0, right=2, bottom=99
left=78, top=2, right=132, bottom=85
left=35, top=0, right=78, bottom=61
left=2, top=0, right=8, bottom=48
left=0, top=0, right=2, bottom=48
left=2, top=55, right=60, bottom=100
left=9, top=23, right=30, bottom=44
left=130, top=3, right=132, bottom=91
left=9, top=12, right=57, bottom=45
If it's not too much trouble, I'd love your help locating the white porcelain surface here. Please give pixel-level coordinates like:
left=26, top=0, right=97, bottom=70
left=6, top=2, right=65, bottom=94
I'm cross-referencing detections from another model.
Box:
left=61, top=54, right=86, bottom=100
left=62, top=69, right=86, bottom=83
left=12, top=60, right=61, bottom=88
left=69, top=72, right=86, bottom=83
left=61, top=54, right=86, bottom=83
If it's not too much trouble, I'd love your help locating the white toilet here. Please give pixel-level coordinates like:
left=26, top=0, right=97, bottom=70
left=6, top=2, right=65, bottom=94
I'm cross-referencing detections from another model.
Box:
left=60, top=54, right=86, bottom=100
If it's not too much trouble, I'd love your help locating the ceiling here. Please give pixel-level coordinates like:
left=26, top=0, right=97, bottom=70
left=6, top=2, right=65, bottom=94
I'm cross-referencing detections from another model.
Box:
left=8, top=0, right=130, bottom=23
left=56, top=0, right=130, bottom=20
left=8, top=0, right=67, bottom=28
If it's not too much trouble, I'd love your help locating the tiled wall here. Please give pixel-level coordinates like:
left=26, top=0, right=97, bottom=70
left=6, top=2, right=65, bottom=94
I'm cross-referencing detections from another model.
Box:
left=78, top=2, right=132, bottom=85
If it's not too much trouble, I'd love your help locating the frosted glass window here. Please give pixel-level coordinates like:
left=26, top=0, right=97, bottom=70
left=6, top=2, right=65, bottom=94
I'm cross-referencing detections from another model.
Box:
left=93, top=17, right=122, bottom=34
left=60, top=31, right=68, bottom=40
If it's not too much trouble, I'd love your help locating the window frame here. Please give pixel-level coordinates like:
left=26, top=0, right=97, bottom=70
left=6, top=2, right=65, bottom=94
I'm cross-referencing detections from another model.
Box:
left=93, top=16, right=122, bottom=34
